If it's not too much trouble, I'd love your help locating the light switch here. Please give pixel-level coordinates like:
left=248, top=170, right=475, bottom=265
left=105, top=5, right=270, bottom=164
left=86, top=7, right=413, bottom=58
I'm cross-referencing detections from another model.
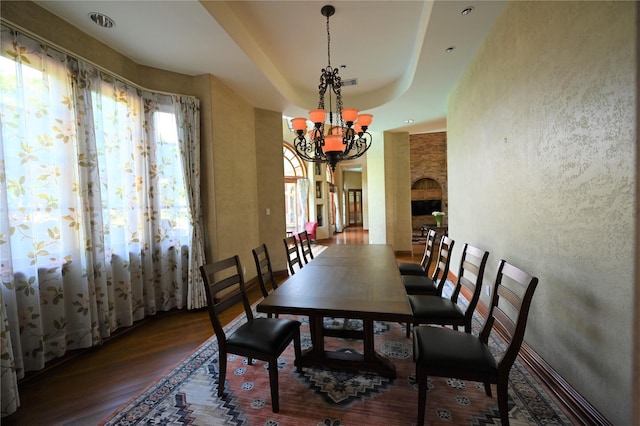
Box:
left=266, top=208, right=270, bottom=216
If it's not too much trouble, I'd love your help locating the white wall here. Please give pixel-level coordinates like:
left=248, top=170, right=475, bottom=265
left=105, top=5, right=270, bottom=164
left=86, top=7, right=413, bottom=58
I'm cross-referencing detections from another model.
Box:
left=447, top=2, right=636, bottom=424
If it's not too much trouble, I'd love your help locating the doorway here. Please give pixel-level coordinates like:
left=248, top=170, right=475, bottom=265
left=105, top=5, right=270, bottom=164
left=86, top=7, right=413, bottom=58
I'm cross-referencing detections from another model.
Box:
left=347, top=189, right=363, bottom=226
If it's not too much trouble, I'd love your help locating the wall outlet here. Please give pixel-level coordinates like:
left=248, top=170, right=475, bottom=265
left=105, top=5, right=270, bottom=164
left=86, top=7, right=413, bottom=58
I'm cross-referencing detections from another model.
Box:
left=242, top=266, right=246, bottom=275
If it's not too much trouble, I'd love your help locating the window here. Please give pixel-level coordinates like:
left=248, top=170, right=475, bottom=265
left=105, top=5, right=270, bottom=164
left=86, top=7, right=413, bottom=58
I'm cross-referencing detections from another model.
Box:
left=0, top=24, right=200, bottom=389
left=283, top=144, right=307, bottom=233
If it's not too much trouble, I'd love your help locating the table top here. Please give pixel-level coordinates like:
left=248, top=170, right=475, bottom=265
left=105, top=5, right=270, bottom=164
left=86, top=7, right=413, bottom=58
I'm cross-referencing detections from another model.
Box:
left=257, top=244, right=412, bottom=322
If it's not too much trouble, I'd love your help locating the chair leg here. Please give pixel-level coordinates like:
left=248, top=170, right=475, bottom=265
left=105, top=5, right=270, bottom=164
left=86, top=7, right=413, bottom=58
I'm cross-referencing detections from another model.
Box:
left=416, top=364, right=427, bottom=426
left=218, top=351, right=227, bottom=397
left=497, top=379, right=510, bottom=426
left=268, top=359, right=280, bottom=413
left=484, top=382, right=492, bottom=397
left=293, top=330, right=303, bottom=374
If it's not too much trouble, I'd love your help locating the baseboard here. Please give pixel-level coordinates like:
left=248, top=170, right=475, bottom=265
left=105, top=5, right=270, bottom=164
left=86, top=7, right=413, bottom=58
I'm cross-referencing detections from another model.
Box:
left=458, top=285, right=611, bottom=425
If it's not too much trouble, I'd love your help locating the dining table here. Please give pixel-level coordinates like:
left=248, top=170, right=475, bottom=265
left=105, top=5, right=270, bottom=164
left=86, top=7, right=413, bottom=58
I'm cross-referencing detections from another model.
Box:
left=257, top=244, right=412, bottom=378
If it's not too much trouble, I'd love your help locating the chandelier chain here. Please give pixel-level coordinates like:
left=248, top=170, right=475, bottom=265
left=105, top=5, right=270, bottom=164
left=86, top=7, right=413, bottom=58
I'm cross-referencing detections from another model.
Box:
left=326, top=13, right=331, bottom=68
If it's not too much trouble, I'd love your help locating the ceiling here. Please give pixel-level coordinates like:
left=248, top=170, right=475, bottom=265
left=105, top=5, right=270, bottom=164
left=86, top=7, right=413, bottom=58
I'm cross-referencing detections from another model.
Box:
left=33, top=0, right=506, bottom=135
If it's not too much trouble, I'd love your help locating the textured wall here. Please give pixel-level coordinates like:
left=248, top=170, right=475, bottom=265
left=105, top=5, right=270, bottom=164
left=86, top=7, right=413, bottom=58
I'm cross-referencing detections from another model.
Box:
left=448, top=2, right=635, bottom=423
left=255, top=109, right=287, bottom=272
left=384, top=131, right=413, bottom=253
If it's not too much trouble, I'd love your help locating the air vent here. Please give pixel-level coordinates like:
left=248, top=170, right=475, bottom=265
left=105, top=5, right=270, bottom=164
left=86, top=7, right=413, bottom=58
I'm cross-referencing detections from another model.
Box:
left=342, top=78, right=358, bottom=87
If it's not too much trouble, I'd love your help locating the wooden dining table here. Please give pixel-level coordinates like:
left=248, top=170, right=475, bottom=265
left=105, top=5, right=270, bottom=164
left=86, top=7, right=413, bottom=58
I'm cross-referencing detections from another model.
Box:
left=257, top=244, right=412, bottom=378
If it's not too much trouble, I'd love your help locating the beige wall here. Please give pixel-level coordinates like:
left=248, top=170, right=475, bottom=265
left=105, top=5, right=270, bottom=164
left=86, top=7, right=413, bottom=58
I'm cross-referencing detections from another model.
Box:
left=255, top=110, right=287, bottom=271
left=384, top=131, right=412, bottom=253
left=448, top=2, right=636, bottom=424
left=1, top=1, right=287, bottom=280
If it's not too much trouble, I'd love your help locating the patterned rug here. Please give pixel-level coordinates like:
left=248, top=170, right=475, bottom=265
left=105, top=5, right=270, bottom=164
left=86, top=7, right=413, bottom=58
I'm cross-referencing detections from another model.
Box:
left=102, top=284, right=573, bottom=426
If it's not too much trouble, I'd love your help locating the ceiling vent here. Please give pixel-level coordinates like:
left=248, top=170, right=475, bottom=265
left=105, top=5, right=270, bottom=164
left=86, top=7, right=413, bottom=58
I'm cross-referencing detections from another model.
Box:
left=342, top=78, right=358, bottom=87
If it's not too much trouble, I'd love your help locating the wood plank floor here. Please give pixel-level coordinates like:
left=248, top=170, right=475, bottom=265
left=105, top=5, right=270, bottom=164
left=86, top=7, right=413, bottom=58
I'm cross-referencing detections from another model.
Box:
left=5, top=227, right=419, bottom=425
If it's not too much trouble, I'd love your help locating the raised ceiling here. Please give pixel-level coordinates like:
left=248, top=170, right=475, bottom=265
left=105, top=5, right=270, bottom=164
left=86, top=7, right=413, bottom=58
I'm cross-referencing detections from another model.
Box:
left=33, top=1, right=506, bottom=134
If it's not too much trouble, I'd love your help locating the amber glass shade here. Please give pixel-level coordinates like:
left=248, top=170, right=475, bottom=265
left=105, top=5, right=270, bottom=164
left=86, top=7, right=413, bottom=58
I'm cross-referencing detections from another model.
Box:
left=357, top=113, right=373, bottom=127
left=291, top=117, right=307, bottom=132
left=341, top=108, right=359, bottom=123
left=309, top=109, right=326, bottom=124
left=324, top=135, right=344, bottom=152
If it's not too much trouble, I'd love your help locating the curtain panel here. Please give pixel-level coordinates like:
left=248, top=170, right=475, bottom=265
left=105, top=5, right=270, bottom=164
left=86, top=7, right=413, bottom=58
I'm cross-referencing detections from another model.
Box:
left=297, top=178, right=309, bottom=231
left=0, top=23, right=203, bottom=416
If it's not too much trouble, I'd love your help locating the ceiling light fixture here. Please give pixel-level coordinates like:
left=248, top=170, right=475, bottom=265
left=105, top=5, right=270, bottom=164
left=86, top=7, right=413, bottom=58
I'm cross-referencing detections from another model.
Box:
left=88, top=12, right=115, bottom=28
left=461, top=6, right=474, bottom=15
left=291, top=5, right=373, bottom=171
left=445, top=46, right=455, bottom=53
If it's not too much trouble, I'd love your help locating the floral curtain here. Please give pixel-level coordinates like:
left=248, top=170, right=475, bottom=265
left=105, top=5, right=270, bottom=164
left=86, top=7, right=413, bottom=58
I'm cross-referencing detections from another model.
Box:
left=0, top=23, right=201, bottom=416
left=174, top=96, right=206, bottom=309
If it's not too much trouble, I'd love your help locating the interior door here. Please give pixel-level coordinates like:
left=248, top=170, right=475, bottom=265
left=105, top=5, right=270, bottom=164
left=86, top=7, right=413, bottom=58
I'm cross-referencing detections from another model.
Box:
left=348, top=189, right=362, bottom=226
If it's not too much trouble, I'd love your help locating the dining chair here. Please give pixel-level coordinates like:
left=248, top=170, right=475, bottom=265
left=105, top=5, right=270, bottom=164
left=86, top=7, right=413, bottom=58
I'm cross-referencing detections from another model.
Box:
left=413, top=259, right=538, bottom=426
left=402, top=235, right=455, bottom=296
left=252, top=243, right=279, bottom=305
left=304, top=221, right=318, bottom=242
left=283, top=235, right=304, bottom=275
left=405, top=243, right=489, bottom=337
left=199, top=255, right=302, bottom=413
left=297, top=230, right=314, bottom=264
left=397, top=228, right=437, bottom=276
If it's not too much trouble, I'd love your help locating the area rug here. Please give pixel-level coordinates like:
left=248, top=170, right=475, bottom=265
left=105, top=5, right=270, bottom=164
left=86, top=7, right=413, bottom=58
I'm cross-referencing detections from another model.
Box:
left=102, top=283, right=573, bottom=426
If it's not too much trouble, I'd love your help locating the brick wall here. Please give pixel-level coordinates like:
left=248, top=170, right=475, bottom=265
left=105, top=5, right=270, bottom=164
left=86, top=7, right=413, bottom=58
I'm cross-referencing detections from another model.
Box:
left=410, top=132, right=447, bottom=230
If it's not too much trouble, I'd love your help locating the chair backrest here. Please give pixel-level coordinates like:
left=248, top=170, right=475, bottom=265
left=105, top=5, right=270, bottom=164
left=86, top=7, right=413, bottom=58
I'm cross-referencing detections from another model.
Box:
left=450, top=243, right=490, bottom=326
left=252, top=244, right=277, bottom=298
left=480, top=259, right=538, bottom=374
left=431, top=235, right=455, bottom=293
left=420, top=229, right=437, bottom=272
left=298, top=230, right=314, bottom=264
left=199, top=255, right=253, bottom=349
left=283, top=235, right=303, bottom=275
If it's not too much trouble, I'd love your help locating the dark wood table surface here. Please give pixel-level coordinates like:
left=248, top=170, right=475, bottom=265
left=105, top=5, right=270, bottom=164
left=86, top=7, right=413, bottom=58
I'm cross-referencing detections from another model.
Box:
left=257, top=244, right=412, bottom=378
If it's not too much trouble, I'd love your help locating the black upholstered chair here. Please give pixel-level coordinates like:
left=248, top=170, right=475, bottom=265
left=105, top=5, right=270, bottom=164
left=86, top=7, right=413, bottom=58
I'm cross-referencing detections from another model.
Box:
left=283, top=235, right=304, bottom=275
left=402, top=235, right=455, bottom=296
left=199, top=255, right=302, bottom=413
left=413, top=259, right=538, bottom=426
left=406, top=243, right=489, bottom=337
left=297, top=230, right=314, bottom=264
left=398, top=228, right=436, bottom=276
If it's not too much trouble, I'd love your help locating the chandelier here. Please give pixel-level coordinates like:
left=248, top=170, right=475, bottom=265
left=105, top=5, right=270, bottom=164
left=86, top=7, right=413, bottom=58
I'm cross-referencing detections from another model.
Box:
left=291, top=5, right=373, bottom=172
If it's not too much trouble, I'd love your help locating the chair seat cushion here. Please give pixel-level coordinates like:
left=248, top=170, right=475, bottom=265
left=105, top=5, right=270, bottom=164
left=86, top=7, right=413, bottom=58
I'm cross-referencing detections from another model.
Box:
left=402, top=275, right=438, bottom=295
left=409, top=295, right=464, bottom=321
left=227, top=318, right=301, bottom=355
left=413, top=326, right=497, bottom=375
left=397, top=262, right=426, bottom=276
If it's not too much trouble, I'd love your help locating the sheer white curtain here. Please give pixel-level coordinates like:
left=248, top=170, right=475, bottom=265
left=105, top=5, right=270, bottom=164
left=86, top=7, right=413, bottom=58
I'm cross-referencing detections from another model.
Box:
left=0, top=24, right=201, bottom=416
left=297, top=178, right=310, bottom=230
left=333, top=191, right=343, bottom=232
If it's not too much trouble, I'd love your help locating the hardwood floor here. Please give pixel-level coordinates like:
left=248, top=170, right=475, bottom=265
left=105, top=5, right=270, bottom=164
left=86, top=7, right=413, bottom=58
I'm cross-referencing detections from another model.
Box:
left=5, top=226, right=420, bottom=426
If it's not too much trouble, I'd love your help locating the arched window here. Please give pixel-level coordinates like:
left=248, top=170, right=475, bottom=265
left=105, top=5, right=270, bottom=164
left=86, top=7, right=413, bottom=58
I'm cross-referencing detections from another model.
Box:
left=283, top=144, right=307, bottom=234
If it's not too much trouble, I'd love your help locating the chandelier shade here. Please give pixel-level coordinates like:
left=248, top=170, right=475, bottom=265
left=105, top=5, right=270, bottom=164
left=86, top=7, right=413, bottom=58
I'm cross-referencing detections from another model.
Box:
left=291, top=5, right=374, bottom=171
